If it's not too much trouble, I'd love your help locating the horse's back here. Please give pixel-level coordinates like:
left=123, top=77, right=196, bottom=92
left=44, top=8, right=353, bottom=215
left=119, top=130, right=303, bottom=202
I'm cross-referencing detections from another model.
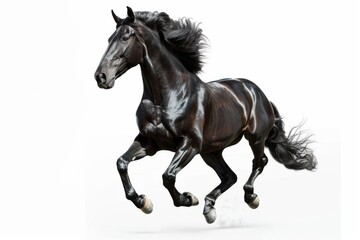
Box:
left=202, top=78, right=274, bottom=152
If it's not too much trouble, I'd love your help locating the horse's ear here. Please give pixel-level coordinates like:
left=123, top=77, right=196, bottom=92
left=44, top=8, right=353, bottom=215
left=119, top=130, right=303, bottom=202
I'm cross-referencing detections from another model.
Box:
left=127, top=6, right=135, bottom=22
left=111, top=10, right=122, bottom=24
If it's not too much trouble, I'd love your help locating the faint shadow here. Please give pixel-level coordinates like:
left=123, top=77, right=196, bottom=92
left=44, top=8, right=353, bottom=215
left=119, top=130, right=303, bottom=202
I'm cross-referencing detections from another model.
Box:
left=124, top=220, right=268, bottom=235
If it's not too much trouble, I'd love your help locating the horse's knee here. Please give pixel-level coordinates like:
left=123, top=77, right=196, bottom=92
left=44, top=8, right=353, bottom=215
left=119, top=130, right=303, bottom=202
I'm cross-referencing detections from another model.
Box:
left=116, top=157, right=128, bottom=173
left=162, top=172, right=175, bottom=189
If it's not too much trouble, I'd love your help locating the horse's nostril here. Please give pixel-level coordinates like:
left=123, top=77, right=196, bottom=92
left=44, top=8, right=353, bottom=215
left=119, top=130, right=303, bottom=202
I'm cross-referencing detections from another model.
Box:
left=99, top=73, right=106, bottom=83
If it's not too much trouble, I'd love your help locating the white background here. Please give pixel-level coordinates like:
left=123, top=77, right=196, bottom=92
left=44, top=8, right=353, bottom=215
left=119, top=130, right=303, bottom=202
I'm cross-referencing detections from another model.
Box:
left=0, top=0, right=358, bottom=239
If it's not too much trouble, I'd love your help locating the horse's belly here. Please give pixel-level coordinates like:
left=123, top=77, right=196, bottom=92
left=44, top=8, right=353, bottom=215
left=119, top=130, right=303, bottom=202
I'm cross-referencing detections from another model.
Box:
left=202, top=117, right=245, bottom=152
left=202, top=99, right=248, bottom=151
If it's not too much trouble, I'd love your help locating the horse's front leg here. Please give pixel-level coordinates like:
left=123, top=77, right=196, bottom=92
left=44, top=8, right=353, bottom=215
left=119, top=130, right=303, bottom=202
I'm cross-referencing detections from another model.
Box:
left=162, top=137, right=200, bottom=207
left=116, top=134, right=157, bottom=214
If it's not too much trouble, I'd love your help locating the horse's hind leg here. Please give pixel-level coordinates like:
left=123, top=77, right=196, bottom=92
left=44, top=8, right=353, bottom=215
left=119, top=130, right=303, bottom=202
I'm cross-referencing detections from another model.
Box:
left=243, top=138, right=268, bottom=209
left=201, top=150, right=237, bottom=224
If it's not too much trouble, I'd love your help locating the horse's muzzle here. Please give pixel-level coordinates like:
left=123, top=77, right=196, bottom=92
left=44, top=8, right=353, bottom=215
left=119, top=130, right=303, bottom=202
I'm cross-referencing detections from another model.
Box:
left=95, top=72, right=115, bottom=89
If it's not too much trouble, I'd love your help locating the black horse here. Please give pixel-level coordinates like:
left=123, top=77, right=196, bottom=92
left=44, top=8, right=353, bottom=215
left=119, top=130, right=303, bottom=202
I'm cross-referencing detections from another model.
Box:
left=94, top=7, right=317, bottom=224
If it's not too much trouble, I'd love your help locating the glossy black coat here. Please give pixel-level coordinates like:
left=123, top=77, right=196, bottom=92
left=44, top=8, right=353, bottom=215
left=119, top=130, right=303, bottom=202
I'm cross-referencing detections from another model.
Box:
left=94, top=7, right=317, bottom=224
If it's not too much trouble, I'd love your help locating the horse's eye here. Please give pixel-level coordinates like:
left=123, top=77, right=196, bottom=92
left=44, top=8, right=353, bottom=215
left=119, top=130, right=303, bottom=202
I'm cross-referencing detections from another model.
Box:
left=122, top=34, right=131, bottom=41
left=111, top=55, right=121, bottom=61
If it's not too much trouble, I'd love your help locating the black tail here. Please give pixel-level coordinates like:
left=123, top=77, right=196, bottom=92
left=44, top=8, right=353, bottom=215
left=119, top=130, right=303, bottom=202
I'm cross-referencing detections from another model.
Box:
left=265, top=103, right=317, bottom=170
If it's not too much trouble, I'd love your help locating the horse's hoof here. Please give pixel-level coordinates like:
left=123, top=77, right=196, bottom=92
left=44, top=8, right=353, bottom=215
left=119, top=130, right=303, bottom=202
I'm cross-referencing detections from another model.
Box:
left=247, top=195, right=260, bottom=209
left=140, top=195, right=153, bottom=214
left=204, top=208, right=217, bottom=224
left=183, top=192, right=199, bottom=206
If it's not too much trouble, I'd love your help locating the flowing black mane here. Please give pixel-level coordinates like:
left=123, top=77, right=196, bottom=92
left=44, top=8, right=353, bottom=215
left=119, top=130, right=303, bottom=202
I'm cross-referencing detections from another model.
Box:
left=134, top=11, right=207, bottom=74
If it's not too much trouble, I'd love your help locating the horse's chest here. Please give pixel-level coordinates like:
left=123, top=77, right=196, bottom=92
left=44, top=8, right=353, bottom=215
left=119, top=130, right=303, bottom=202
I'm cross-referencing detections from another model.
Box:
left=137, top=100, right=181, bottom=147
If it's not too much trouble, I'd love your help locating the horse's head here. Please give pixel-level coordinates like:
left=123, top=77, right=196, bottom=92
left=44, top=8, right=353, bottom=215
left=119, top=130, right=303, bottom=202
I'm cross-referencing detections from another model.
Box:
left=95, top=7, right=144, bottom=89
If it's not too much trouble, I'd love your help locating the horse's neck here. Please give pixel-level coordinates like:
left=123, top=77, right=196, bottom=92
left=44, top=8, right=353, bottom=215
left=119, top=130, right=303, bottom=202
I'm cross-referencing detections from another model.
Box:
left=139, top=39, right=194, bottom=106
